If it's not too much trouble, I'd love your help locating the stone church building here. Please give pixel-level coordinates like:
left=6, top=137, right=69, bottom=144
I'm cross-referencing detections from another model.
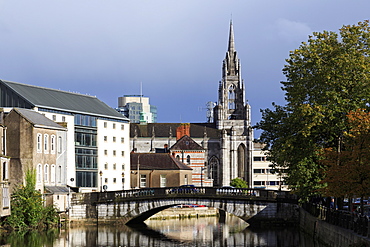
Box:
left=130, top=21, right=253, bottom=187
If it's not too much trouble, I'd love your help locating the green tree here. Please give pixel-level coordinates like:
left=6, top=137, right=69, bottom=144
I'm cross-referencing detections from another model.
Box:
left=255, top=20, right=370, bottom=200
left=5, top=169, right=59, bottom=231
left=230, top=178, right=248, bottom=188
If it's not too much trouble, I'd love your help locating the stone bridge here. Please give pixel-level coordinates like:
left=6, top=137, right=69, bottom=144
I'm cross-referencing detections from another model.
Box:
left=68, top=187, right=299, bottom=226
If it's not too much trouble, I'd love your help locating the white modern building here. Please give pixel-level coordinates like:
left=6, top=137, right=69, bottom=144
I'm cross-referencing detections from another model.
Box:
left=252, top=142, right=287, bottom=191
left=0, top=80, right=131, bottom=192
left=117, top=95, right=157, bottom=124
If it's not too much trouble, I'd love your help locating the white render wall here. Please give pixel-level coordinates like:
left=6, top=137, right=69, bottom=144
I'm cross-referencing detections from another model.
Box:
left=40, top=111, right=76, bottom=187
left=97, top=119, right=130, bottom=191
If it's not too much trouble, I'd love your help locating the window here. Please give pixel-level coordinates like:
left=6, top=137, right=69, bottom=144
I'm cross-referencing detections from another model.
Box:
left=104, top=150, right=107, bottom=155
left=253, top=156, right=265, bottom=162
left=104, top=178, right=108, bottom=183
left=52, top=115, right=56, bottom=121
left=51, top=165, right=56, bottom=183
left=267, top=181, right=278, bottom=186
left=113, top=137, right=116, bottom=142
left=76, top=171, right=97, bottom=187
left=140, top=175, right=146, bottom=187
left=51, top=135, right=56, bottom=154
left=58, top=136, right=62, bottom=153
left=186, top=155, right=191, bottom=164
left=37, top=164, right=42, bottom=183
left=113, top=123, right=116, bottom=129
left=104, top=163, right=108, bottom=169
left=121, top=137, right=124, bottom=143
left=160, top=175, right=166, bottom=187
left=104, top=122, right=107, bottom=128
left=253, top=181, right=265, bottom=186
left=176, top=155, right=180, bottom=160
left=44, top=134, right=49, bottom=153
left=122, top=164, right=125, bottom=170
left=44, top=164, right=49, bottom=182
left=37, top=134, right=42, bottom=153
left=2, top=162, right=8, bottom=181
left=58, top=166, right=62, bottom=183
left=113, top=150, right=116, bottom=156
left=3, top=188, right=9, bottom=209
left=184, top=174, right=188, bottom=185
left=104, top=136, right=107, bottom=141
left=62, top=116, right=66, bottom=122
left=253, top=169, right=265, bottom=174
left=113, top=178, right=117, bottom=183
left=113, top=163, right=116, bottom=170
left=121, top=124, right=124, bottom=130
left=121, top=151, right=124, bottom=157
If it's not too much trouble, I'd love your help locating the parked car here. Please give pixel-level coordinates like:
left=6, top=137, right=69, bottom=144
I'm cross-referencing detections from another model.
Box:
left=171, top=185, right=199, bottom=194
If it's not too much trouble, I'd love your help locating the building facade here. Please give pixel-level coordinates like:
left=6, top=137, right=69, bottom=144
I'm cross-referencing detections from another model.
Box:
left=252, top=142, right=287, bottom=191
left=0, top=119, right=10, bottom=217
left=116, top=95, right=157, bottom=124
left=130, top=21, right=253, bottom=187
left=0, top=81, right=130, bottom=192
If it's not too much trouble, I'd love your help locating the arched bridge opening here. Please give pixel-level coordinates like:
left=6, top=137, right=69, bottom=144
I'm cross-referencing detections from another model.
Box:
left=69, top=187, right=299, bottom=226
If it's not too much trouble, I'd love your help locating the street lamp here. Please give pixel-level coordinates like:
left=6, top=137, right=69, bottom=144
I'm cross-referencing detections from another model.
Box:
left=201, top=167, right=205, bottom=187
left=137, top=155, right=140, bottom=188
left=121, top=172, right=125, bottom=190
left=99, top=171, right=103, bottom=192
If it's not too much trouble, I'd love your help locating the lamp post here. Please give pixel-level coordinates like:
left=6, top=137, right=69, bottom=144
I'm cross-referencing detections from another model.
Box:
left=99, top=171, right=103, bottom=192
left=121, top=172, right=124, bottom=190
left=137, top=155, right=140, bottom=188
left=201, top=167, right=204, bottom=187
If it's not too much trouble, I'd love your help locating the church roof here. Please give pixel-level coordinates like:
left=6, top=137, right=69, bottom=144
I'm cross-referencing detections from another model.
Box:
left=11, top=108, right=66, bottom=130
left=170, top=135, right=204, bottom=151
left=130, top=123, right=220, bottom=139
left=130, top=153, right=192, bottom=170
left=0, top=80, right=128, bottom=121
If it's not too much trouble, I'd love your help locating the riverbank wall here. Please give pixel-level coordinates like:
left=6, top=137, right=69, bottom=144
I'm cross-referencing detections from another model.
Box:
left=300, top=207, right=370, bottom=247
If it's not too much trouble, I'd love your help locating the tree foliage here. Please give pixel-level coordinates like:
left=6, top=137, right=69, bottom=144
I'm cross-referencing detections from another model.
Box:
left=255, top=20, right=370, bottom=200
left=4, top=169, right=59, bottom=231
left=230, top=178, right=248, bottom=188
left=320, top=109, right=370, bottom=198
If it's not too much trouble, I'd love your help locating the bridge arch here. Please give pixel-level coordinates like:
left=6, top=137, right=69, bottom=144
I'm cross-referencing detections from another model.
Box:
left=69, top=188, right=299, bottom=226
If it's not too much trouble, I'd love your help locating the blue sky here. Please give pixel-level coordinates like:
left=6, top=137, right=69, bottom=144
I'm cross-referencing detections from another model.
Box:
left=0, top=1, right=369, bottom=138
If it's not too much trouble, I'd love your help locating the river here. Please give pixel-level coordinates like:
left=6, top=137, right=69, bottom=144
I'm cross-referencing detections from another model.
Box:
left=0, top=214, right=321, bottom=246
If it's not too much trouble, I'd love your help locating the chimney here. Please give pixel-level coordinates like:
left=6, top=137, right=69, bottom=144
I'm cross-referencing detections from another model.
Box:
left=176, top=123, right=190, bottom=140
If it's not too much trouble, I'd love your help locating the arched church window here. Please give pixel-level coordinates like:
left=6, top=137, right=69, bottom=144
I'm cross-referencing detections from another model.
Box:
left=209, top=156, right=220, bottom=186
left=186, top=155, right=191, bottom=164
left=228, top=85, right=235, bottom=99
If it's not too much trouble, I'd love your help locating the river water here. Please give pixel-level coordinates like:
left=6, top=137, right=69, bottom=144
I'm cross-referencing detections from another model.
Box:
left=0, top=214, right=321, bottom=247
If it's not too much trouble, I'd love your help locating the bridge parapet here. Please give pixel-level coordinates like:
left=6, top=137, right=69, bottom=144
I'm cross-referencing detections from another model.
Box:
left=68, top=187, right=298, bottom=226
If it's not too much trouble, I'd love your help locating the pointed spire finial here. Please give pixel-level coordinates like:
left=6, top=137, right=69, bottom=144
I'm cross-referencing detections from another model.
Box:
left=228, top=19, right=235, bottom=53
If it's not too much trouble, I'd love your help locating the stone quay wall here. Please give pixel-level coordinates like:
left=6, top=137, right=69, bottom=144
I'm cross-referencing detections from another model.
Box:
left=300, top=207, right=370, bottom=247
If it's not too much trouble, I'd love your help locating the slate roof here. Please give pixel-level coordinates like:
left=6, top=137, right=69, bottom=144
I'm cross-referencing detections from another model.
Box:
left=130, top=153, right=192, bottom=170
left=14, top=108, right=66, bottom=130
left=170, top=135, right=204, bottom=151
left=130, top=123, right=221, bottom=139
left=1, top=80, right=128, bottom=120
left=44, top=186, right=70, bottom=194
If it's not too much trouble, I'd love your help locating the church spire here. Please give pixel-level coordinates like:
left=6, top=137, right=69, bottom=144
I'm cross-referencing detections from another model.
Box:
left=228, top=20, right=235, bottom=53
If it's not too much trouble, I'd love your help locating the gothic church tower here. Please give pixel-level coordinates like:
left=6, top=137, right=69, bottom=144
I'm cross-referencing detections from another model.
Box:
left=214, top=21, right=253, bottom=186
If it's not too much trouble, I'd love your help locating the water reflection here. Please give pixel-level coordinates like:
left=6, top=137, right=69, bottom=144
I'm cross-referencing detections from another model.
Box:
left=0, top=215, right=320, bottom=246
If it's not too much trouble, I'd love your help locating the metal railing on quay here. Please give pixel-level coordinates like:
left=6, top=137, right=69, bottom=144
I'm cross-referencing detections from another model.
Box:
left=303, top=202, right=370, bottom=237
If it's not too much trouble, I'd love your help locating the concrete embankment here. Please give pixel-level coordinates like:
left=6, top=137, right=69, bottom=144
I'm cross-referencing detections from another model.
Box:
left=148, top=207, right=218, bottom=220
left=300, top=207, right=370, bottom=247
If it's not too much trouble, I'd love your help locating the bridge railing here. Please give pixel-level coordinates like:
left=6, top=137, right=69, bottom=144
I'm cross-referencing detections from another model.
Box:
left=87, top=187, right=297, bottom=203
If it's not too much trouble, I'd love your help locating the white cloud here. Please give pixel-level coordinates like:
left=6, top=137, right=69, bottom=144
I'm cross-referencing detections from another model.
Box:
left=276, top=18, right=313, bottom=43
